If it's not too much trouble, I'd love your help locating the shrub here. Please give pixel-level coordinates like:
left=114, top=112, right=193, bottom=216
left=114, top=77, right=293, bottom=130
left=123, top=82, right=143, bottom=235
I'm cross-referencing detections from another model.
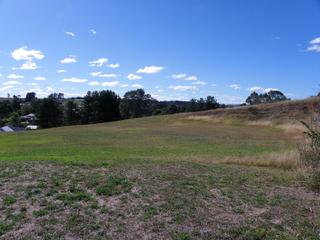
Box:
left=299, top=117, right=320, bottom=192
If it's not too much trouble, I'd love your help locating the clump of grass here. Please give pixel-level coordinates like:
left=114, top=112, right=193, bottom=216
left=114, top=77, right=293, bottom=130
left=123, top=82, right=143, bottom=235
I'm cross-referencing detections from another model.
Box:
left=96, top=175, right=132, bottom=196
left=3, top=195, right=16, bottom=206
left=299, top=117, right=320, bottom=192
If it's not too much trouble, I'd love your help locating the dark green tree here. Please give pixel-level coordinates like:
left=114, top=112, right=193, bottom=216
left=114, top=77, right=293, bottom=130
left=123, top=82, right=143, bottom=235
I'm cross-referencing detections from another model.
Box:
left=119, top=89, right=156, bottom=119
left=82, top=90, right=121, bottom=123
left=65, top=101, right=81, bottom=125
left=37, top=98, right=63, bottom=128
left=25, top=92, right=36, bottom=102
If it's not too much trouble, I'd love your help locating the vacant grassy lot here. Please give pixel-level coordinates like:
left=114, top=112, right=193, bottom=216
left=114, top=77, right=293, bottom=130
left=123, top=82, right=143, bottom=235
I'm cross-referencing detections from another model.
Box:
left=0, top=113, right=319, bottom=239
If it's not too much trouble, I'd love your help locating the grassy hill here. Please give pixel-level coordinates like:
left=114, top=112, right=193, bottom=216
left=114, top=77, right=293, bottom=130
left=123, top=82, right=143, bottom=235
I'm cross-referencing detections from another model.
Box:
left=0, top=98, right=319, bottom=239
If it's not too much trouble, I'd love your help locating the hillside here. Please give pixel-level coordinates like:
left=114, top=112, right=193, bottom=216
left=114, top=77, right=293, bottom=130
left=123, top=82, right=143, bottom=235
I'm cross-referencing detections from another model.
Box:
left=0, top=99, right=319, bottom=239
left=187, top=97, right=319, bottom=124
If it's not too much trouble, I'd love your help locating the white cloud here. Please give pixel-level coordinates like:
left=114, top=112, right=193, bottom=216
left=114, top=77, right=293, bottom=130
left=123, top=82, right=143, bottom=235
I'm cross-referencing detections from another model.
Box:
left=65, top=31, right=75, bottom=37
left=88, top=81, right=100, bottom=86
left=192, top=81, right=206, bottom=85
left=61, top=77, right=88, bottom=83
left=7, top=74, right=24, bottom=79
left=34, top=76, right=46, bottom=81
left=57, top=69, right=66, bottom=73
left=127, top=73, right=142, bottom=80
left=101, top=81, right=119, bottom=87
left=307, top=45, right=320, bottom=52
left=0, top=85, right=15, bottom=91
left=185, top=75, right=198, bottom=81
left=248, top=86, right=279, bottom=93
left=3, top=81, right=21, bottom=86
left=171, top=73, right=187, bottom=79
left=307, top=37, right=320, bottom=52
left=136, top=66, right=164, bottom=74
left=20, top=61, right=38, bottom=70
left=132, top=84, right=144, bottom=88
left=169, top=85, right=197, bottom=91
left=120, top=84, right=129, bottom=88
left=89, top=58, right=108, bottom=67
left=90, top=72, right=118, bottom=78
left=310, top=37, right=320, bottom=44
left=0, top=73, right=2, bottom=77
left=264, top=88, right=278, bottom=93
left=90, top=29, right=97, bottom=35
left=228, top=84, right=241, bottom=90
left=60, top=55, right=77, bottom=64
left=248, top=86, right=264, bottom=92
left=108, top=63, right=120, bottom=68
left=11, top=47, right=44, bottom=61
left=11, top=47, right=44, bottom=70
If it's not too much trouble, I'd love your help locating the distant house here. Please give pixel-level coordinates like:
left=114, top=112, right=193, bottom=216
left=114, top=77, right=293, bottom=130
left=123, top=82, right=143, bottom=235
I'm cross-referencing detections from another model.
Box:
left=25, top=125, right=38, bottom=130
left=0, top=125, right=25, bottom=133
left=21, top=113, right=37, bottom=123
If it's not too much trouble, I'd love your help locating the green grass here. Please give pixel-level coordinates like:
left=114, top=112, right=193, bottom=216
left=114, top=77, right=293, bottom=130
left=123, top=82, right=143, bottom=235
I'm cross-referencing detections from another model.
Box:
left=0, top=115, right=293, bottom=165
left=0, top=114, right=318, bottom=239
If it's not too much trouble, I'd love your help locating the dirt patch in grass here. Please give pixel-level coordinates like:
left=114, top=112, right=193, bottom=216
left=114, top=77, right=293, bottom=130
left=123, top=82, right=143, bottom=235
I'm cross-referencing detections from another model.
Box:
left=0, top=161, right=319, bottom=239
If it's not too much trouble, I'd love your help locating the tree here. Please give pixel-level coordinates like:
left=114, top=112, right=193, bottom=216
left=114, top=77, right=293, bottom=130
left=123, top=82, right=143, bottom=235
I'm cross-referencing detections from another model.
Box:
left=65, top=101, right=81, bottom=125
left=37, top=98, right=63, bottom=128
left=268, top=90, right=288, bottom=102
left=25, top=92, right=36, bottom=102
left=82, top=90, right=121, bottom=123
left=119, top=89, right=156, bottom=119
left=246, top=90, right=288, bottom=105
left=12, top=95, right=21, bottom=112
left=205, top=96, right=219, bottom=110
left=8, top=112, right=21, bottom=126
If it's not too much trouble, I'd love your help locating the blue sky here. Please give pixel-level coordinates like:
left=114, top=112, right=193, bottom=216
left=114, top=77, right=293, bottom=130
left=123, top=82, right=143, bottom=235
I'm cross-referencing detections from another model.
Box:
left=0, top=0, right=319, bottom=103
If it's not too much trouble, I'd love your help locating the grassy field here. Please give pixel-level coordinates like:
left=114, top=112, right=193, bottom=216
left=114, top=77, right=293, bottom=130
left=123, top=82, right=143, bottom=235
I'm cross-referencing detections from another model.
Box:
left=0, top=108, right=319, bottom=239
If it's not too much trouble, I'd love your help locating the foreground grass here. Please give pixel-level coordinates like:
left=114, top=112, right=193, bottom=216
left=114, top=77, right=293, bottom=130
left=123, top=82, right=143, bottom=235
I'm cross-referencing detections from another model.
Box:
left=0, top=161, right=319, bottom=239
left=0, top=115, right=295, bottom=167
left=0, top=114, right=317, bottom=239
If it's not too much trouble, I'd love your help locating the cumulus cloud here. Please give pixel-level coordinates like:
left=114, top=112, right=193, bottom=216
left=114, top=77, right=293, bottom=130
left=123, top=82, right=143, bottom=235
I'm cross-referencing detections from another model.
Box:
left=248, top=86, right=279, bottom=93
left=7, top=74, right=24, bottom=79
left=101, top=81, right=119, bottom=87
left=65, top=31, right=75, bottom=37
left=60, top=55, right=77, bottom=64
left=34, top=76, right=46, bottom=81
left=90, top=29, right=97, bottom=35
left=228, top=84, right=241, bottom=90
left=310, top=37, right=320, bottom=44
left=89, top=58, right=108, bottom=67
left=169, top=85, right=197, bottom=91
left=132, top=84, right=144, bottom=88
left=3, top=81, right=21, bottom=86
left=108, top=63, right=120, bottom=68
left=61, top=77, right=88, bottom=83
left=12, top=47, right=44, bottom=61
left=171, top=73, right=187, bottom=79
left=11, top=46, right=44, bottom=70
left=192, top=81, right=206, bottom=85
left=90, top=72, right=118, bottom=78
left=248, top=86, right=264, bottom=92
left=127, top=73, right=142, bottom=80
left=185, top=75, right=198, bottom=81
left=136, top=66, right=164, bottom=74
left=307, top=45, right=320, bottom=52
left=307, top=37, right=320, bottom=52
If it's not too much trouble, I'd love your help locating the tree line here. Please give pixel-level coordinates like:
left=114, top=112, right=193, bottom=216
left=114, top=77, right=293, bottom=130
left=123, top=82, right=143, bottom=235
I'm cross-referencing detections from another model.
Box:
left=0, top=89, right=222, bottom=129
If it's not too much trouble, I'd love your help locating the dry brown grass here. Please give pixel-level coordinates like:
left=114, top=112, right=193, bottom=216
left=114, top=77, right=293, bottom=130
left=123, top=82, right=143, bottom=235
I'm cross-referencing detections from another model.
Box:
left=218, top=150, right=300, bottom=169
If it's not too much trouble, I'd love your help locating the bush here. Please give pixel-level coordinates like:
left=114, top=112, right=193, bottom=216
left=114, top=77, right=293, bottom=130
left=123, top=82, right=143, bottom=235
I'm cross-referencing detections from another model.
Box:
left=299, top=118, right=320, bottom=192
